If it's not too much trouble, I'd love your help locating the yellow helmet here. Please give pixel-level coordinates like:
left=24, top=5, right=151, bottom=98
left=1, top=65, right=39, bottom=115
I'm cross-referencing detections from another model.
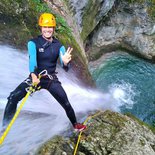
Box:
left=38, top=13, right=56, bottom=27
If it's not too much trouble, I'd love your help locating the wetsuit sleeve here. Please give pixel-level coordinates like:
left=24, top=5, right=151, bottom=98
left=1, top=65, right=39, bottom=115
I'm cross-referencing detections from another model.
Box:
left=59, top=46, right=70, bottom=71
left=27, top=41, right=38, bottom=75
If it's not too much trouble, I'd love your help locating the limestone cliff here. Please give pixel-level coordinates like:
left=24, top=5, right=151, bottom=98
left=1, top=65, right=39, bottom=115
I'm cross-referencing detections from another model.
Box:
left=65, top=0, right=155, bottom=61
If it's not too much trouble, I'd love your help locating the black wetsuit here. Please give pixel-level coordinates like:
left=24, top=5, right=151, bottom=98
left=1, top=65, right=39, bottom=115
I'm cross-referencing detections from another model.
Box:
left=3, top=35, right=77, bottom=127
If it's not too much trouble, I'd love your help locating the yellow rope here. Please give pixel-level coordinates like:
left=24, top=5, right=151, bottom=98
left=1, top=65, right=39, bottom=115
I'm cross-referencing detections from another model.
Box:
left=0, top=80, right=40, bottom=146
left=0, top=90, right=31, bottom=145
left=73, top=111, right=102, bottom=155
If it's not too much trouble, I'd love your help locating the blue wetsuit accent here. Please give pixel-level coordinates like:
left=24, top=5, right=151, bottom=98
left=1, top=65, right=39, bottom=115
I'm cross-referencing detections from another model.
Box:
left=59, top=46, right=66, bottom=67
left=28, top=36, right=68, bottom=75
left=28, top=41, right=37, bottom=73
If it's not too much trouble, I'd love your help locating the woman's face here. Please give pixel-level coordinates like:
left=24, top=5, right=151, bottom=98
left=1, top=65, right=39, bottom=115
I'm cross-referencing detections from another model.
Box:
left=41, top=26, right=54, bottom=39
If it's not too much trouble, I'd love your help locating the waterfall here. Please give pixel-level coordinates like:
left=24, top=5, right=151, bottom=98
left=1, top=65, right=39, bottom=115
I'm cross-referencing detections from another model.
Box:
left=0, top=45, right=134, bottom=154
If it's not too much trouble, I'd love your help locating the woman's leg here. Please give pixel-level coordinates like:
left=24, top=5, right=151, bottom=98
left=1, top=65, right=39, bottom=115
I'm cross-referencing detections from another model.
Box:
left=3, top=78, right=30, bottom=126
left=47, top=80, right=77, bottom=126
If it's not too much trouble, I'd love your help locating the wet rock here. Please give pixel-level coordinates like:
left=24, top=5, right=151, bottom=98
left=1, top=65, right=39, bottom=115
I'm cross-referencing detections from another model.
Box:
left=86, top=1, right=155, bottom=61
left=36, top=110, right=155, bottom=155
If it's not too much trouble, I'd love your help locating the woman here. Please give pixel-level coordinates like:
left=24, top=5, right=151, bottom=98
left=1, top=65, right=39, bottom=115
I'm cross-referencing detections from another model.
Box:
left=3, top=13, right=86, bottom=132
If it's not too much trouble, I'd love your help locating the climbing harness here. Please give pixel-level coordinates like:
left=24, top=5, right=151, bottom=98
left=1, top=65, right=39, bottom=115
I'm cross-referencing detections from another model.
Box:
left=0, top=70, right=47, bottom=145
left=73, top=111, right=102, bottom=155
left=40, top=69, right=57, bottom=80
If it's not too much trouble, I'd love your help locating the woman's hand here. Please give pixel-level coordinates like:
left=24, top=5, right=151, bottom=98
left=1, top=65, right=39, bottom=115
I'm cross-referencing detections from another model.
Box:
left=61, top=47, right=73, bottom=66
left=31, top=73, right=40, bottom=85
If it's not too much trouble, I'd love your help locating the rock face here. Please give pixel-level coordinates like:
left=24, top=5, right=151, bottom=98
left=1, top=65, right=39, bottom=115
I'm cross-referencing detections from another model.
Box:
left=36, top=110, right=155, bottom=155
left=67, top=0, right=115, bottom=41
left=84, top=1, right=155, bottom=61
left=0, top=0, right=39, bottom=48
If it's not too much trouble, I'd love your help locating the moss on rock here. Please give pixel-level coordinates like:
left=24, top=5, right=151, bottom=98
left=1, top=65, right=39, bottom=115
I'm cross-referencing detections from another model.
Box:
left=36, top=136, right=73, bottom=155
left=81, top=0, right=102, bottom=41
left=35, top=110, right=155, bottom=155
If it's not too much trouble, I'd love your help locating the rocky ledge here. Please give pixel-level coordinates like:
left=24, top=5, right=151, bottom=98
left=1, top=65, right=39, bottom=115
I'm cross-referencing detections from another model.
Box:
left=35, top=110, right=155, bottom=155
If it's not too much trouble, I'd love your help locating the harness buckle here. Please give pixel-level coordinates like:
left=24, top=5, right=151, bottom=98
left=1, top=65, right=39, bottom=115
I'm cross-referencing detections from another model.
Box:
left=39, top=69, right=55, bottom=80
left=39, top=70, right=48, bottom=77
left=48, top=75, right=53, bottom=80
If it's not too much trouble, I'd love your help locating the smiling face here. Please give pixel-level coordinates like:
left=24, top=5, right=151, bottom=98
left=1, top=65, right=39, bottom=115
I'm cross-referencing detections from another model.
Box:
left=41, top=26, right=54, bottom=40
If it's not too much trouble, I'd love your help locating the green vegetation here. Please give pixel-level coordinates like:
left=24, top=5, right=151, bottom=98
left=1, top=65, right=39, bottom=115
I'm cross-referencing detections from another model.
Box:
left=55, top=15, right=72, bottom=38
left=32, top=0, right=72, bottom=39
left=32, top=0, right=50, bottom=13
left=81, top=0, right=101, bottom=41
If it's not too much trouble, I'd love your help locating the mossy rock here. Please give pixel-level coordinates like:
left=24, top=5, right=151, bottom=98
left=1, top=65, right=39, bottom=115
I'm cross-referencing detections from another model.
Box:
left=35, top=110, right=155, bottom=155
left=36, top=136, right=73, bottom=155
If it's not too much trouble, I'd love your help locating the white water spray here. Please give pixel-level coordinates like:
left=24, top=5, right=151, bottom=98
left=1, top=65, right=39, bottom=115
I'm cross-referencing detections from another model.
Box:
left=0, top=45, right=135, bottom=154
left=108, top=82, right=136, bottom=110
